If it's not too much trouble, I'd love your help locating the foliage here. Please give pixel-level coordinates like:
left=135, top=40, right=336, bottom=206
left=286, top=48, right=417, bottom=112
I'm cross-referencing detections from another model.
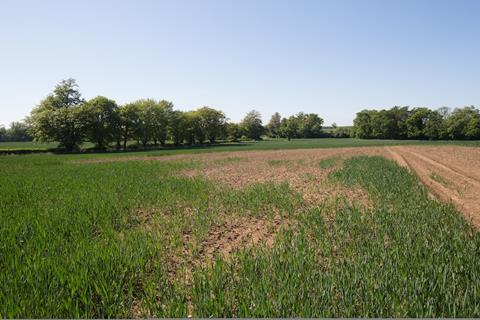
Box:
left=24, top=79, right=480, bottom=153
left=28, top=79, right=85, bottom=151
left=81, top=96, right=119, bottom=149
left=353, top=105, right=480, bottom=140
left=296, top=112, right=324, bottom=138
left=168, top=110, right=186, bottom=146
left=0, top=121, right=32, bottom=142
left=266, top=112, right=282, bottom=138
left=226, top=123, right=242, bottom=142
left=26, top=80, right=231, bottom=150
left=277, top=113, right=324, bottom=139
left=195, top=107, right=227, bottom=143
left=445, top=106, right=480, bottom=140
left=330, top=126, right=352, bottom=138
left=118, top=102, right=141, bottom=149
left=240, top=110, right=264, bottom=140
left=405, top=107, right=430, bottom=139
left=145, top=100, right=172, bottom=146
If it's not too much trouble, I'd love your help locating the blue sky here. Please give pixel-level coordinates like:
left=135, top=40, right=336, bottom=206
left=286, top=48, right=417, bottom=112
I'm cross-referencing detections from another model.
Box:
left=1, top=0, right=479, bottom=126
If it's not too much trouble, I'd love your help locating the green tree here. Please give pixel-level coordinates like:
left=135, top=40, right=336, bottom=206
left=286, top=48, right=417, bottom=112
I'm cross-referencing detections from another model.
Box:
left=117, top=99, right=174, bottom=148
left=240, top=110, right=264, bottom=140
left=81, top=96, right=119, bottom=149
left=118, top=103, right=141, bottom=149
left=368, top=107, right=409, bottom=139
left=28, top=79, right=85, bottom=151
left=465, top=113, right=480, bottom=139
left=0, top=126, right=6, bottom=141
left=226, top=122, right=242, bottom=142
left=406, top=107, right=431, bottom=139
left=183, top=111, right=203, bottom=144
left=389, top=106, right=410, bottom=139
left=331, top=126, right=352, bottom=138
left=424, top=110, right=445, bottom=140
left=267, top=112, right=282, bottom=138
left=445, top=106, right=479, bottom=139
left=149, top=100, right=173, bottom=145
left=437, top=106, right=451, bottom=118
left=353, top=110, right=374, bottom=138
left=279, top=117, right=299, bottom=140
left=169, top=110, right=185, bottom=146
left=6, top=121, right=32, bottom=141
left=196, top=106, right=227, bottom=143
left=136, top=99, right=157, bottom=147
left=296, top=112, right=324, bottom=138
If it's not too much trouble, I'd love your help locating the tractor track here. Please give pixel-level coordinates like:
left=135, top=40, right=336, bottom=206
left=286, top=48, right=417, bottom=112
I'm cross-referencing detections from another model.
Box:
left=387, top=146, right=480, bottom=228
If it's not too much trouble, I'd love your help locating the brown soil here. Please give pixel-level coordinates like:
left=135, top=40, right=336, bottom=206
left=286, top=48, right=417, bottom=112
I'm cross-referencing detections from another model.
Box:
left=198, top=215, right=288, bottom=262
left=179, top=147, right=380, bottom=210
left=178, top=215, right=290, bottom=317
left=74, top=147, right=385, bottom=165
left=387, top=146, right=480, bottom=227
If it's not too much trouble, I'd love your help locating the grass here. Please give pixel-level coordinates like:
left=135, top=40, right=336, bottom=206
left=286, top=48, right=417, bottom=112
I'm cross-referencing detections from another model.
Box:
left=2, top=137, right=480, bottom=154
left=1, top=150, right=480, bottom=317
left=0, top=141, right=59, bottom=150
left=429, top=171, right=451, bottom=186
left=319, top=156, right=341, bottom=168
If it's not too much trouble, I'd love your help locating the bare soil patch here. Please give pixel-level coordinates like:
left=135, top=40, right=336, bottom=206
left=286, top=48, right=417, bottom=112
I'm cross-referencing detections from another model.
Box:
left=387, top=146, right=480, bottom=227
left=198, top=215, right=288, bottom=262
left=180, top=147, right=381, bottom=208
left=74, top=147, right=385, bottom=165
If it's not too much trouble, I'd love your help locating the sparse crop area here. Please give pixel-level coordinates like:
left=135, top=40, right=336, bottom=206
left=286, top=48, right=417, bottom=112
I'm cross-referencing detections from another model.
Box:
left=1, top=141, right=480, bottom=318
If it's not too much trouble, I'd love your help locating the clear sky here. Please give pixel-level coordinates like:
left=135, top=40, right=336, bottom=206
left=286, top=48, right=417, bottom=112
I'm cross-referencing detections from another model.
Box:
left=1, top=0, right=479, bottom=127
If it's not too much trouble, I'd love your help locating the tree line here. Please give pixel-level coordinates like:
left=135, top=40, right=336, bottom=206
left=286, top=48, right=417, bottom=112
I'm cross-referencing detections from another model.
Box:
left=4, top=79, right=479, bottom=150
left=27, top=79, right=231, bottom=151
left=353, top=106, right=480, bottom=140
left=20, top=79, right=333, bottom=151
left=0, top=121, right=32, bottom=142
left=266, top=112, right=326, bottom=140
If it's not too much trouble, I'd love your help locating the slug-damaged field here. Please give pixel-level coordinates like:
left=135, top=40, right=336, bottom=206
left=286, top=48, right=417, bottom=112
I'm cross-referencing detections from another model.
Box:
left=1, top=145, right=480, bottom=318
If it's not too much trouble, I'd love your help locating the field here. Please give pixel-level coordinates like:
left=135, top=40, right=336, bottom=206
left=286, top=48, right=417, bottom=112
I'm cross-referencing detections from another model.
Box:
left=1, top=140, right=480, bottom=317
left=0, top=141, right=59, bottom=150
left=1, top=138, right=480, bottom=153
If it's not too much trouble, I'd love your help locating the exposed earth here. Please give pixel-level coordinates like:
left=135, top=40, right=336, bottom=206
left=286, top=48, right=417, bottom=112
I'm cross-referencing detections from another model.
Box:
left=78, top=145, right=480, bottom=230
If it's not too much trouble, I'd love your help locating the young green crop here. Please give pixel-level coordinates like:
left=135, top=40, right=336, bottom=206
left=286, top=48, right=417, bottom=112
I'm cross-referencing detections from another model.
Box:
left=319, top=155, right=340, bottom=168
left=189, top=157, right=480, bottom=317
left=1, top=153, right=479, bottom=317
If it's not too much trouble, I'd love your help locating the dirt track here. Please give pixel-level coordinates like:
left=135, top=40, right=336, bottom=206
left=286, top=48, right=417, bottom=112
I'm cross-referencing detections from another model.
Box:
left=386, top=146, right=480, bottom=228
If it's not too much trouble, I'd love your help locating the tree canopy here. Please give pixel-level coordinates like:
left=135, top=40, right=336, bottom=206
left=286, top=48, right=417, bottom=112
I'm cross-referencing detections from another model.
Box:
left=240, top=110, right=264, bottom=140
left=28, top=79, right=85, bottom=151
left=19, top=79, right=480, bottom=151
left=352, top=106, right=480, bottom=140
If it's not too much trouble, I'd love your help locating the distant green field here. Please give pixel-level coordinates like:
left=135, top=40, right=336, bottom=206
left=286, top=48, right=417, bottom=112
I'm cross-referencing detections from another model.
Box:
left=66, top=138, right=480, bottom=161
left=2, top=138, right=478, bottom=156
left=0, top=138, right=480, bottom=155
left=0, top=141, right=59, bottom=150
